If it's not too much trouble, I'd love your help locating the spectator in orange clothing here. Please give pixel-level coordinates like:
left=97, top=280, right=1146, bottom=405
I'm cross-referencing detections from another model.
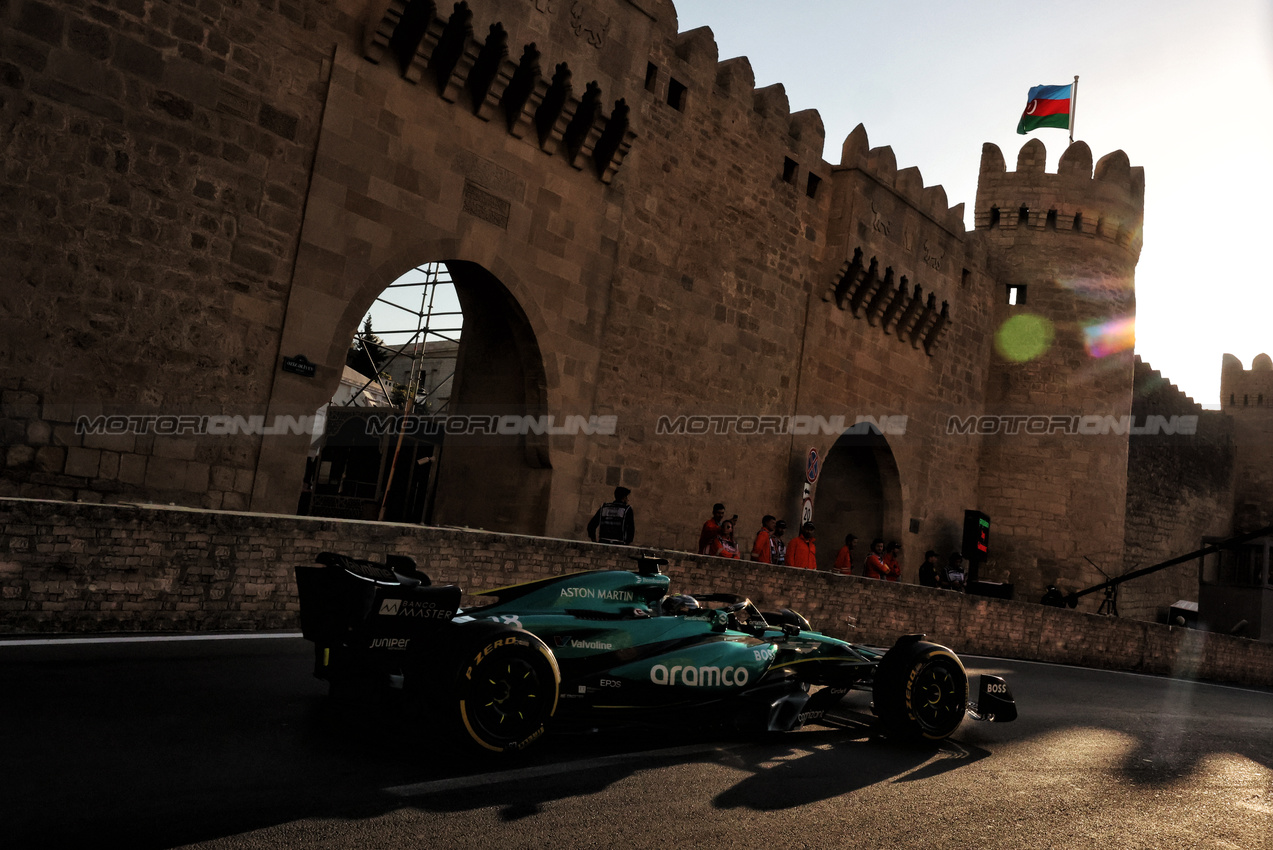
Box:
left=864, top=537, right=895, bottom=580
left=698, top=503, right=725, bottom=554
left=785, top=522, right=817, bottom=569
left=833, top=533, right=857, bottom=576
left=882, top=541, right=903, bottom=583
left=769, top=520, right=788, bottom=565
left=751, top=515, right=776, bottom=563
left=709, top=518, right=740, bottom=559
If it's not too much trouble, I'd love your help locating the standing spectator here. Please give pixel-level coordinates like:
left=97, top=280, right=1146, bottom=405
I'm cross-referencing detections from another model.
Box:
left=751, top=515, right=776, bottom=563
left=770, top=520, right=788, bottom=566
left=709, top=518, right=740, bottom=559
left=919, top=550, right=942, bottom=587
left=833, top=533, right=858, bottom=576
left=785, top=522, right=817, bottom=569
left=945, top=552, right=968, bottom=592
left=587, top=486, right=635, bottom=545
left=883, top=541, right=903, bottom=583
left=864, top=538, right=895, bottom=580
left=698, top=503, right=726, bottom=554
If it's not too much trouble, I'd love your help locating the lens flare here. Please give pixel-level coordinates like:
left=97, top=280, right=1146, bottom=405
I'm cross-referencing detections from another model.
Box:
left=1083, top=316, right=1136, bottom=358
left=995, top=314, right=1054, bottom=362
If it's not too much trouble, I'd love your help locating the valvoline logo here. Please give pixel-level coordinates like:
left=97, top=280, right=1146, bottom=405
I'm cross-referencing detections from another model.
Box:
left=552, top=635, right=615, bottom=651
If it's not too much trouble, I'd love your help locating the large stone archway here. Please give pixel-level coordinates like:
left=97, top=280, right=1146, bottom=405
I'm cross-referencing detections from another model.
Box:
left=248, top=31, right=631, bottom=530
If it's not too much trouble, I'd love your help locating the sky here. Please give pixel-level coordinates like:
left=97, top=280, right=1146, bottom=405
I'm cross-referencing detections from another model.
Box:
left=668, top=0, right=1273, bottom=407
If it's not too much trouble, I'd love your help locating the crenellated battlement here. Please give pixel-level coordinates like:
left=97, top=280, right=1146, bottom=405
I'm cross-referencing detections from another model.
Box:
left=817, top=123, right=983, bottom=356
left=838, top=125, right=967, bottom=234
left=361, top=0, right=974, bottom=250
left=1134, top=355, right=1203, bottom=413
left=975, top=139, right=1145, bottom=259
left=1221, top=353, right=1273, bottom=410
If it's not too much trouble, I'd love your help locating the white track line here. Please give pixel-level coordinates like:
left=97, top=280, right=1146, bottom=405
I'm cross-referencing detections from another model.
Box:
left=0, top=632, right=303, bottom=647
left=962, top=654, right=1273, bottom=695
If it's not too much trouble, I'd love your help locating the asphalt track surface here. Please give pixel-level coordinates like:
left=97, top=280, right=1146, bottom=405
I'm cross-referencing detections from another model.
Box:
left=2, top=634, right=1271, bottom=849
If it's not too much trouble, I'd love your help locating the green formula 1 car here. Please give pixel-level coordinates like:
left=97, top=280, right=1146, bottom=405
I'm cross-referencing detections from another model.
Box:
left=295, top=551, right=1016, bottom=753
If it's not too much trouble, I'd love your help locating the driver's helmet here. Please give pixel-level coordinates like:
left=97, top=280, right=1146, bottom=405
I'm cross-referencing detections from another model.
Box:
left=661, top=594, right=700, bottom=616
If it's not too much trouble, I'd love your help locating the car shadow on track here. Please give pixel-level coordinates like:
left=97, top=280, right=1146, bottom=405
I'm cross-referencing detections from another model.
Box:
left=710, top=725, right=990, bottom=812
left=383, top=711, right=990, bottom=822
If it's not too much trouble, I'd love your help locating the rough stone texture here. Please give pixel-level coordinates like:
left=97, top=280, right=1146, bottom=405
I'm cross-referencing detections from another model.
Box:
left=2, top=498, right=1270, bottom=687
left=973, top=140, right=1142, bottom=605
left=1220, top=353, right=1273, bottom=530
left=1122, top=358, right=1235, bottom=620
left=0, top=0, right=1229, bottom=616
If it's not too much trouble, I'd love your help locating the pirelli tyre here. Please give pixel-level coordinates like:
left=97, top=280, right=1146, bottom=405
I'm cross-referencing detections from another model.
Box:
left=872, top=637, right=967, bottom=743
left=441, top=621, right=561, bottom=754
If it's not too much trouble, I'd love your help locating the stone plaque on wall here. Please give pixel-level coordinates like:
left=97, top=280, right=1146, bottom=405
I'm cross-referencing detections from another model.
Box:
left=462, top=181, right=512, bottom=229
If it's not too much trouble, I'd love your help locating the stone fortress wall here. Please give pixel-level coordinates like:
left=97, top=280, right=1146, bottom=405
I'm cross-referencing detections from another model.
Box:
left=1122, top=358, right=1235, bottom=621
left=0, top=0, right=1264, bottom=621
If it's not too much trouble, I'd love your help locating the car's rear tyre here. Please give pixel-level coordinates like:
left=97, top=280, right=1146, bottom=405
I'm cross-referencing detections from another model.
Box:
left=872, top=637, right=967, bottom=743
left=443, top=621, right=561, bottom=753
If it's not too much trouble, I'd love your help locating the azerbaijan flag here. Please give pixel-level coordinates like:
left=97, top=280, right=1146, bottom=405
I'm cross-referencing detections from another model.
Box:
left=1017, top=84, right=1072, bottom=134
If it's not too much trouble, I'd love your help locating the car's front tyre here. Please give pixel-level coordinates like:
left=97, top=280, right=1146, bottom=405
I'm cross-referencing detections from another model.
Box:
left=872, top=636, right=967, bottom=743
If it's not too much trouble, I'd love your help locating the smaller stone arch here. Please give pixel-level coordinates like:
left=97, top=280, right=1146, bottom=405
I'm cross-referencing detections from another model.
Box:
left=813, top=425, right=905, bottom=572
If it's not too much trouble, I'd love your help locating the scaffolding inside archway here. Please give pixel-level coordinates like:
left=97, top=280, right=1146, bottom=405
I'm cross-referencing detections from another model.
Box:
left=303, top=263, right=465, bottom=523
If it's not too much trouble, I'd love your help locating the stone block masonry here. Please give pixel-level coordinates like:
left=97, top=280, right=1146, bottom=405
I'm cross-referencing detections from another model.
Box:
left=1122, top=357, right=1235, bottom=621
left=0, top=0, right=1254, bottom=649
left=2, top=497, right=1269, bottom=687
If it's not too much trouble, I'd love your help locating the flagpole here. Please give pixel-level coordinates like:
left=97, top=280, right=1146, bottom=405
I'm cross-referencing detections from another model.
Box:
left=1069, top=75, right=1079, bottom=145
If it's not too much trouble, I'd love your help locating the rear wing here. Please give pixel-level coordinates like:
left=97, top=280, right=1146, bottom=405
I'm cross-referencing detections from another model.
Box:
left=295, top=552, right=461, bottom=647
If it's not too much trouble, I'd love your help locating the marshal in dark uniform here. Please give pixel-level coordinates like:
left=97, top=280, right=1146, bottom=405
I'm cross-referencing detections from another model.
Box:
left=587, top=486, right=634, bottom=545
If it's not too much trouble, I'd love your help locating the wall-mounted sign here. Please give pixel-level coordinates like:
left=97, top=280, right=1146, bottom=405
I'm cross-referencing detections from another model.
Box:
left=282, top=354, right=316, bottom=377
left=805, top=447, right=820, bottom=484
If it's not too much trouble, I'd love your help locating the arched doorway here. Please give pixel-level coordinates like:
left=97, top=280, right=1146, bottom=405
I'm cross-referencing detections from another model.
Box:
left=300, top=261, right=551, bottom=535
left=815, top=427, right=904, bottom=570
left=433, top=261, right=552, bottom=534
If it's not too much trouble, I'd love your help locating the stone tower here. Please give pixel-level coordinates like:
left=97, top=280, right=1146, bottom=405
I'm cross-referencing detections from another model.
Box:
left=1221, top=353, right=1273, bottom=529
left=973, top=139, right=1145, bottom=605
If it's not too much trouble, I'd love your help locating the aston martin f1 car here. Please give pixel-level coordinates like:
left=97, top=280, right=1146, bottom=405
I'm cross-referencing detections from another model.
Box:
left=295, top=551, right=1016, bottom=753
